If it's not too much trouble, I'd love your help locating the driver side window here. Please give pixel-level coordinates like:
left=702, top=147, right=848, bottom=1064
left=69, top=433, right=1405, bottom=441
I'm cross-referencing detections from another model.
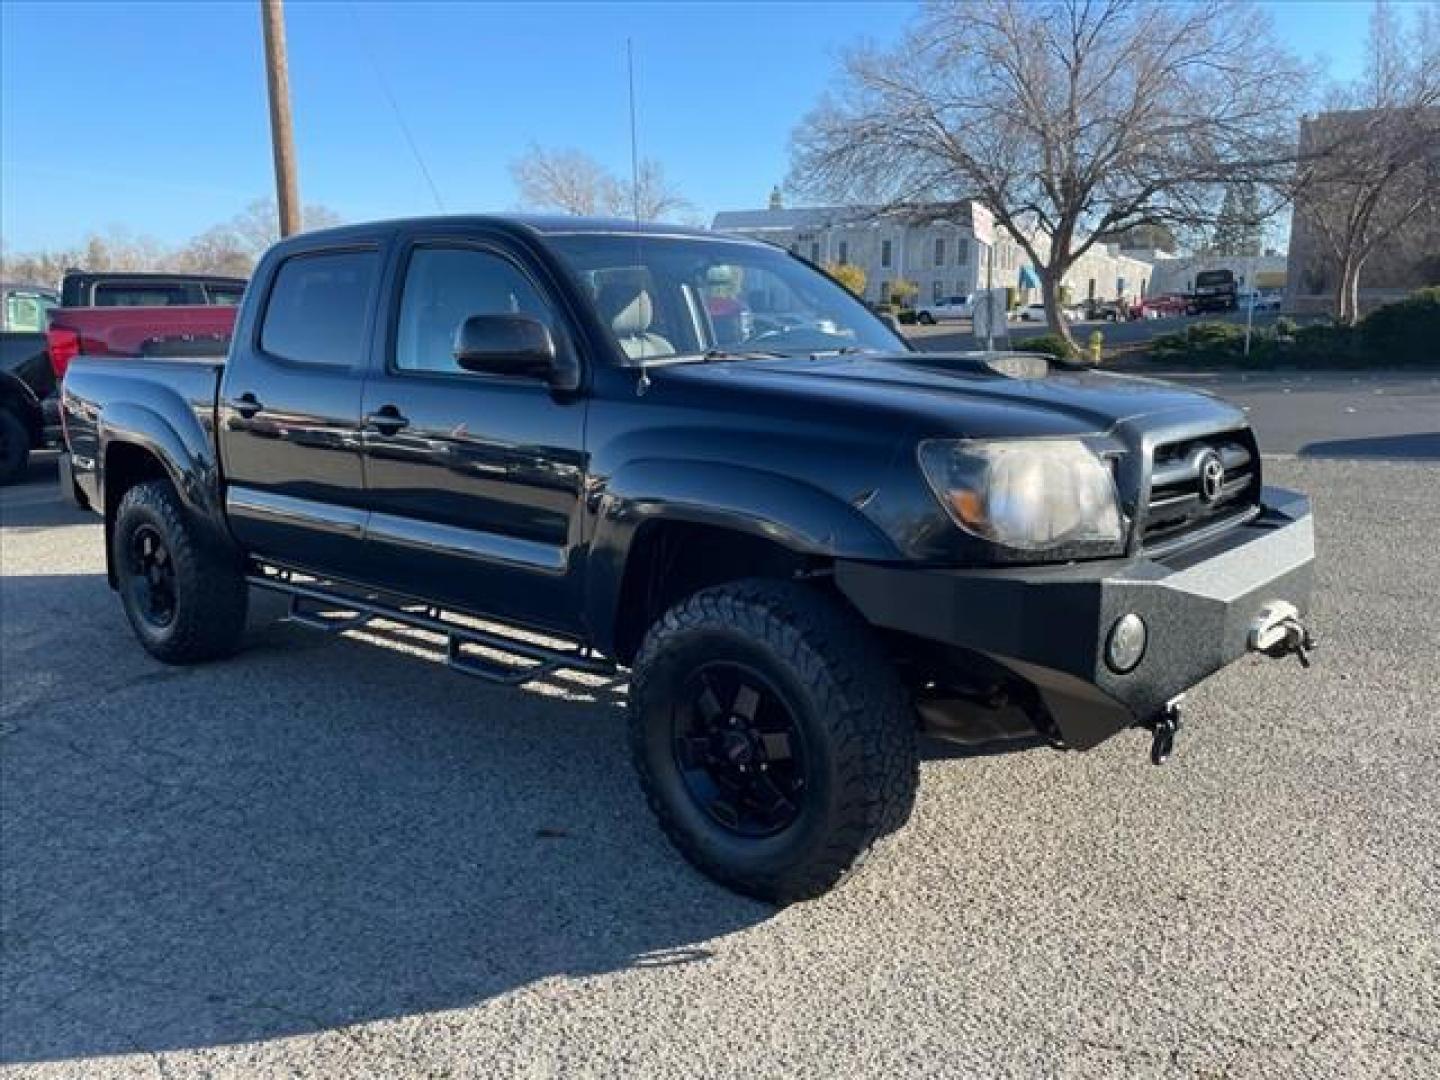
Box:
left=395, top=247, right=553, bottom=373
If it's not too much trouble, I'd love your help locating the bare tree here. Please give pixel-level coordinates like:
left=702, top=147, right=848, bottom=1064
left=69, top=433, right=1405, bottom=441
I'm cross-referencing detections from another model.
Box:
left=622, top=158, right=694, bottom=222
left=173, top=197, right=343, bottom=275
left=511, top=146, right=617, bottom=216
left=1, top=228, right=166, bottom=285
left=1, top=197, right=344, bottom=284
left=1289, top=2, right=1440, bottom=324
left=510, top=145, right=693, bottom=221
left=790, top=0, right=1307, bottom=344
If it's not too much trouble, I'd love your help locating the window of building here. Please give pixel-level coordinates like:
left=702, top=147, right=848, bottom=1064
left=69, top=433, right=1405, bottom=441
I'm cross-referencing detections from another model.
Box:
left=838, top=240, right=849, bottom=265
left=881, top=239, right=892, bottom=268
left=261, top=249, right=380, bottom=368
left=957, top=239, right=969, bottom=265
left=395, top=247, right=553, bottom=374
left=880, top=280, right=891, bottom=302
left=810, top=242, right=820, bottom=263
left=933, top=280, right=944, bottom=302
left=934, top=238, right=945, bottom=266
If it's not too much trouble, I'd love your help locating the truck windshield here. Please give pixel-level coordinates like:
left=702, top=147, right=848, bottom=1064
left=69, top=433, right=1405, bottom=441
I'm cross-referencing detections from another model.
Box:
left=1195, top=271, right=1233, bottom=287
left=547, top=233, right=907, bottom=363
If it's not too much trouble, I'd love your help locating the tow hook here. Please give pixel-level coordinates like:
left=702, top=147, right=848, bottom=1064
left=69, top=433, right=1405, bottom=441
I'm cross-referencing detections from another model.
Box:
left=1142, top=698, right=1184, bottom=766
left=1248, top=601, right=1317, bottom=668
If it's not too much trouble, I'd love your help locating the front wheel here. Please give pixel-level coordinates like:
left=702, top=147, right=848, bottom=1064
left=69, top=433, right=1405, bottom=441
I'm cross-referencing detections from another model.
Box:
left=917, top=311, right=934, bottom=325
left=629, top=579, right=919, bottom=904
left=112, top=479, right=249, bottom=664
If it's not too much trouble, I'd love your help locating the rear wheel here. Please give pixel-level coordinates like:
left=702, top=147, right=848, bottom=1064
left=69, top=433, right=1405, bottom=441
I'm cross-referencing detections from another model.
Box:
left=629, top=579, right=919, bottom=904
left=0, top=407, right=30, bottom=485
left=917, top=311, right=935, bottom=325
left=112, top=479, right=248, bottom=663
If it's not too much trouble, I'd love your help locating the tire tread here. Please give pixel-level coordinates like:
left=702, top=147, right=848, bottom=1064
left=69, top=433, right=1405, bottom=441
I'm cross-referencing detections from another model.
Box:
left=629, top=578, right=919, bottom=903
left=113, top=479, right=247, bottom=664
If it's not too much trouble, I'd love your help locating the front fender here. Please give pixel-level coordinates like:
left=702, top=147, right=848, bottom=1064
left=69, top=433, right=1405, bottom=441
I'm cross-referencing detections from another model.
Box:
left=583, top=458, right=899, bottom=654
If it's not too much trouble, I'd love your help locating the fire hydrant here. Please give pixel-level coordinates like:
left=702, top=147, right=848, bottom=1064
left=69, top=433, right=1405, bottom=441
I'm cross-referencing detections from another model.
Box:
left=1088, top=330, right=1104, bottom=364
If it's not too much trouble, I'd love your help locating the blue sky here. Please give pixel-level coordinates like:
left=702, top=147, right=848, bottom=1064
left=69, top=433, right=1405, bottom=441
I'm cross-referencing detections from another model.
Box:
left=2, top=0, right=1376, bottom=253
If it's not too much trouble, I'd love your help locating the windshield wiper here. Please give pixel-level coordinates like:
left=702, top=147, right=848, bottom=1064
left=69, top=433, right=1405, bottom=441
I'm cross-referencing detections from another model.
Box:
left=809, top=345, right=878, bottom=358
left=697, top=348, right=787, bottom=362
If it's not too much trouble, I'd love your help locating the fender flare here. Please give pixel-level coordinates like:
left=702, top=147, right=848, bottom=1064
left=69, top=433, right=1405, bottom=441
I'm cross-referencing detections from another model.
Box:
left=98, top=400, right=231, bottom=553
left=583, top=459, right=899, bottom=655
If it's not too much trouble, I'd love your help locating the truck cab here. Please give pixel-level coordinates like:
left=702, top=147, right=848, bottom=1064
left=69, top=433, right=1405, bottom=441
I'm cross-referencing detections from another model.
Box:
left=60, top=215, right=1315, bottom=904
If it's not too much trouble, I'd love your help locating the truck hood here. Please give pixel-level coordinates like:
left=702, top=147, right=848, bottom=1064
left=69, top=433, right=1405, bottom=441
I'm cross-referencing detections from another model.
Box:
left=651, top=351, right=1246, bottom=440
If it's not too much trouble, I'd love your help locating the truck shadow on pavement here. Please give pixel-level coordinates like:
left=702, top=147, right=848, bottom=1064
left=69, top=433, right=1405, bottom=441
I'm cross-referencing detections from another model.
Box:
left=0, top=573, right=773, bottom=1064
left=1299, top=433, right=1440, bottom=460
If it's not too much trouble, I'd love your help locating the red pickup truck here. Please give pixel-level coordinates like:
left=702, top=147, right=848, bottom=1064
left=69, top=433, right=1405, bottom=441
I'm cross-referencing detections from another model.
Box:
left=0, top=273, right=242, bottom=483
left=47, top=305, right=237, bottom=379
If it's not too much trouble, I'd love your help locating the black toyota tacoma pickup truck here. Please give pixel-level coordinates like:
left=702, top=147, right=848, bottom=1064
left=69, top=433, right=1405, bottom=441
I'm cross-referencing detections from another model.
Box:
left=60, top=216, right=1315, bottom=903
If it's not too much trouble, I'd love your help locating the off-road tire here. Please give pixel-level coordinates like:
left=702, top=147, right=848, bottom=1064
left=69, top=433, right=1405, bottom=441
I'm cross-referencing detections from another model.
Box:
left=629, top=579, right=919, bottom=904
left=0, top=407, right=30, bottom=485
left=112, top=479, right=248, bottom=664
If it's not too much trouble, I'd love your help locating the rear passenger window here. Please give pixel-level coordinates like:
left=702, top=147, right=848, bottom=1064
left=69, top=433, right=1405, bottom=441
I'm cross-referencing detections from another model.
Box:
left=94, top=284, right=189, bottom=307
left=261, top=250, right=378, bottom=367
left=207, top=285, right=245, bottom=306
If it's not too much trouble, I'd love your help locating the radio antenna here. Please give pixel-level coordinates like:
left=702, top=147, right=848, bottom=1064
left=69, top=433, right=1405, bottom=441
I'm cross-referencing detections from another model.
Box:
left=627, top=37, right=641, bottom=227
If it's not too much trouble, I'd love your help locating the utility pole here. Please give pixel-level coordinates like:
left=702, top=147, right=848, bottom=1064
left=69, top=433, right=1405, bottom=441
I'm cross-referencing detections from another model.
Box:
left=260, top=0, right=301, bottom=237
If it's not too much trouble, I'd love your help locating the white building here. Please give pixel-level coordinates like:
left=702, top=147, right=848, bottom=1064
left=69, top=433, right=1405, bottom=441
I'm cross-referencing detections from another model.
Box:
left=711, top=196, right=1155, bottom=309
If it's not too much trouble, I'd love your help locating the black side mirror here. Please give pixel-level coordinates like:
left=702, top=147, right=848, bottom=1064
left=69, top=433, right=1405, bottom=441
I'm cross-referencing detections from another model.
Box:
left=453, top=314, right=560, bottom=381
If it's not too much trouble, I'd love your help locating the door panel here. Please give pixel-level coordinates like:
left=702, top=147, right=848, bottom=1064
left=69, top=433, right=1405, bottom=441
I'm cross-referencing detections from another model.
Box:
left=219, top=247, right=381, bottom=579
left=359, top=242, right=588, bottom=633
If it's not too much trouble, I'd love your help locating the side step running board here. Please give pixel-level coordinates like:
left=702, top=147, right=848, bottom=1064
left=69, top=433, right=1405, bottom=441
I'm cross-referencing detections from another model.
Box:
left=246, top=570, right=620, bottom=688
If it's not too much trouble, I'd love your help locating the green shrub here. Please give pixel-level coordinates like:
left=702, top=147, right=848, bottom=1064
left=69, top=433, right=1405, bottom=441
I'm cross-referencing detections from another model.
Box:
left=1013, top=334, right=1078, bottom=360
left=1285, top=323, right=1361, bottom=365
left=1359, top=286, right=1440, bottom=364
left=1275, top=316, right=1298, bottom=338
left=1184, top=321, right=1249, bottom=354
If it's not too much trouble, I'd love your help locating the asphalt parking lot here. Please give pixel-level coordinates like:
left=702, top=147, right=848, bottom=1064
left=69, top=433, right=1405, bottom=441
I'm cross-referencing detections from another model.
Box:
left=2, top=373, right=1437, bottom=1078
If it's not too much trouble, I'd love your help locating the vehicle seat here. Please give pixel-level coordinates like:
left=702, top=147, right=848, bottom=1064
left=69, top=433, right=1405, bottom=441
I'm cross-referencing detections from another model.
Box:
left=598, top=283, right=674, bottom=360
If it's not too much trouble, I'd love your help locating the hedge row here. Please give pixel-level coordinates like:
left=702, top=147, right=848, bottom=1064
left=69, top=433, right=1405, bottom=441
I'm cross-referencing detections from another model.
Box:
left=1146, top=287, right=1439, bottom=368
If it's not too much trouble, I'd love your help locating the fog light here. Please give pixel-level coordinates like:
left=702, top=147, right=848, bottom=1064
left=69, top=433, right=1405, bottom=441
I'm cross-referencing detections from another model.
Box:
left=1106, top=613, right=1147, bottom=673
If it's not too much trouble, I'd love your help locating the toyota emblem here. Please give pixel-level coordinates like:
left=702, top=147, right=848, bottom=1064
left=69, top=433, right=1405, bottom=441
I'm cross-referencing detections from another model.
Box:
left=1197, top=451, right=1226, bottom=504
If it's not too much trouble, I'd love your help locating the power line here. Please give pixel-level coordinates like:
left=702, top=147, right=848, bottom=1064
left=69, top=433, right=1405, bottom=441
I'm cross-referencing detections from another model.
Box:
left=346, top=3, right=446, bottom=213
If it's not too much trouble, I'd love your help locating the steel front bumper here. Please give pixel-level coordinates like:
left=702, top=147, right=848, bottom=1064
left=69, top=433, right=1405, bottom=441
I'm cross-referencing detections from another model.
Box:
left=835, top=487, right=1314, bottom=750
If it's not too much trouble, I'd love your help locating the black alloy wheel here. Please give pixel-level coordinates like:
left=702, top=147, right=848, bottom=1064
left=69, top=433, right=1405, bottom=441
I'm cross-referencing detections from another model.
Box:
left=672, top=661, right=808, bottom=838
left=629, top=578, right=920, bottom=903
left=111, top=479, right=249, bottom=663
left=126, top=523, right=178, bottom=630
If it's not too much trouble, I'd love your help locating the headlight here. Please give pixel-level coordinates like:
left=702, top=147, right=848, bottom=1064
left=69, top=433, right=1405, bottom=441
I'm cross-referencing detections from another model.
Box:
left=918, top=438, right=1124, bottom=553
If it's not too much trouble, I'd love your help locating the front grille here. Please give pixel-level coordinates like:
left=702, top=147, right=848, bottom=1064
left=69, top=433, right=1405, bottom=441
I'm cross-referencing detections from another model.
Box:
left=1142, top=433, right=1260, bottom=549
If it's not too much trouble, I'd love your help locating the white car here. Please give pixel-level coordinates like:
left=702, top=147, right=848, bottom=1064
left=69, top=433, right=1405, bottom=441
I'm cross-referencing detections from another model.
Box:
left=1018, top=302, right=1079, bottom=323
left=1239, top=290, right=1282, bottom=312
left=915, top=294, right=975, bottom=324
